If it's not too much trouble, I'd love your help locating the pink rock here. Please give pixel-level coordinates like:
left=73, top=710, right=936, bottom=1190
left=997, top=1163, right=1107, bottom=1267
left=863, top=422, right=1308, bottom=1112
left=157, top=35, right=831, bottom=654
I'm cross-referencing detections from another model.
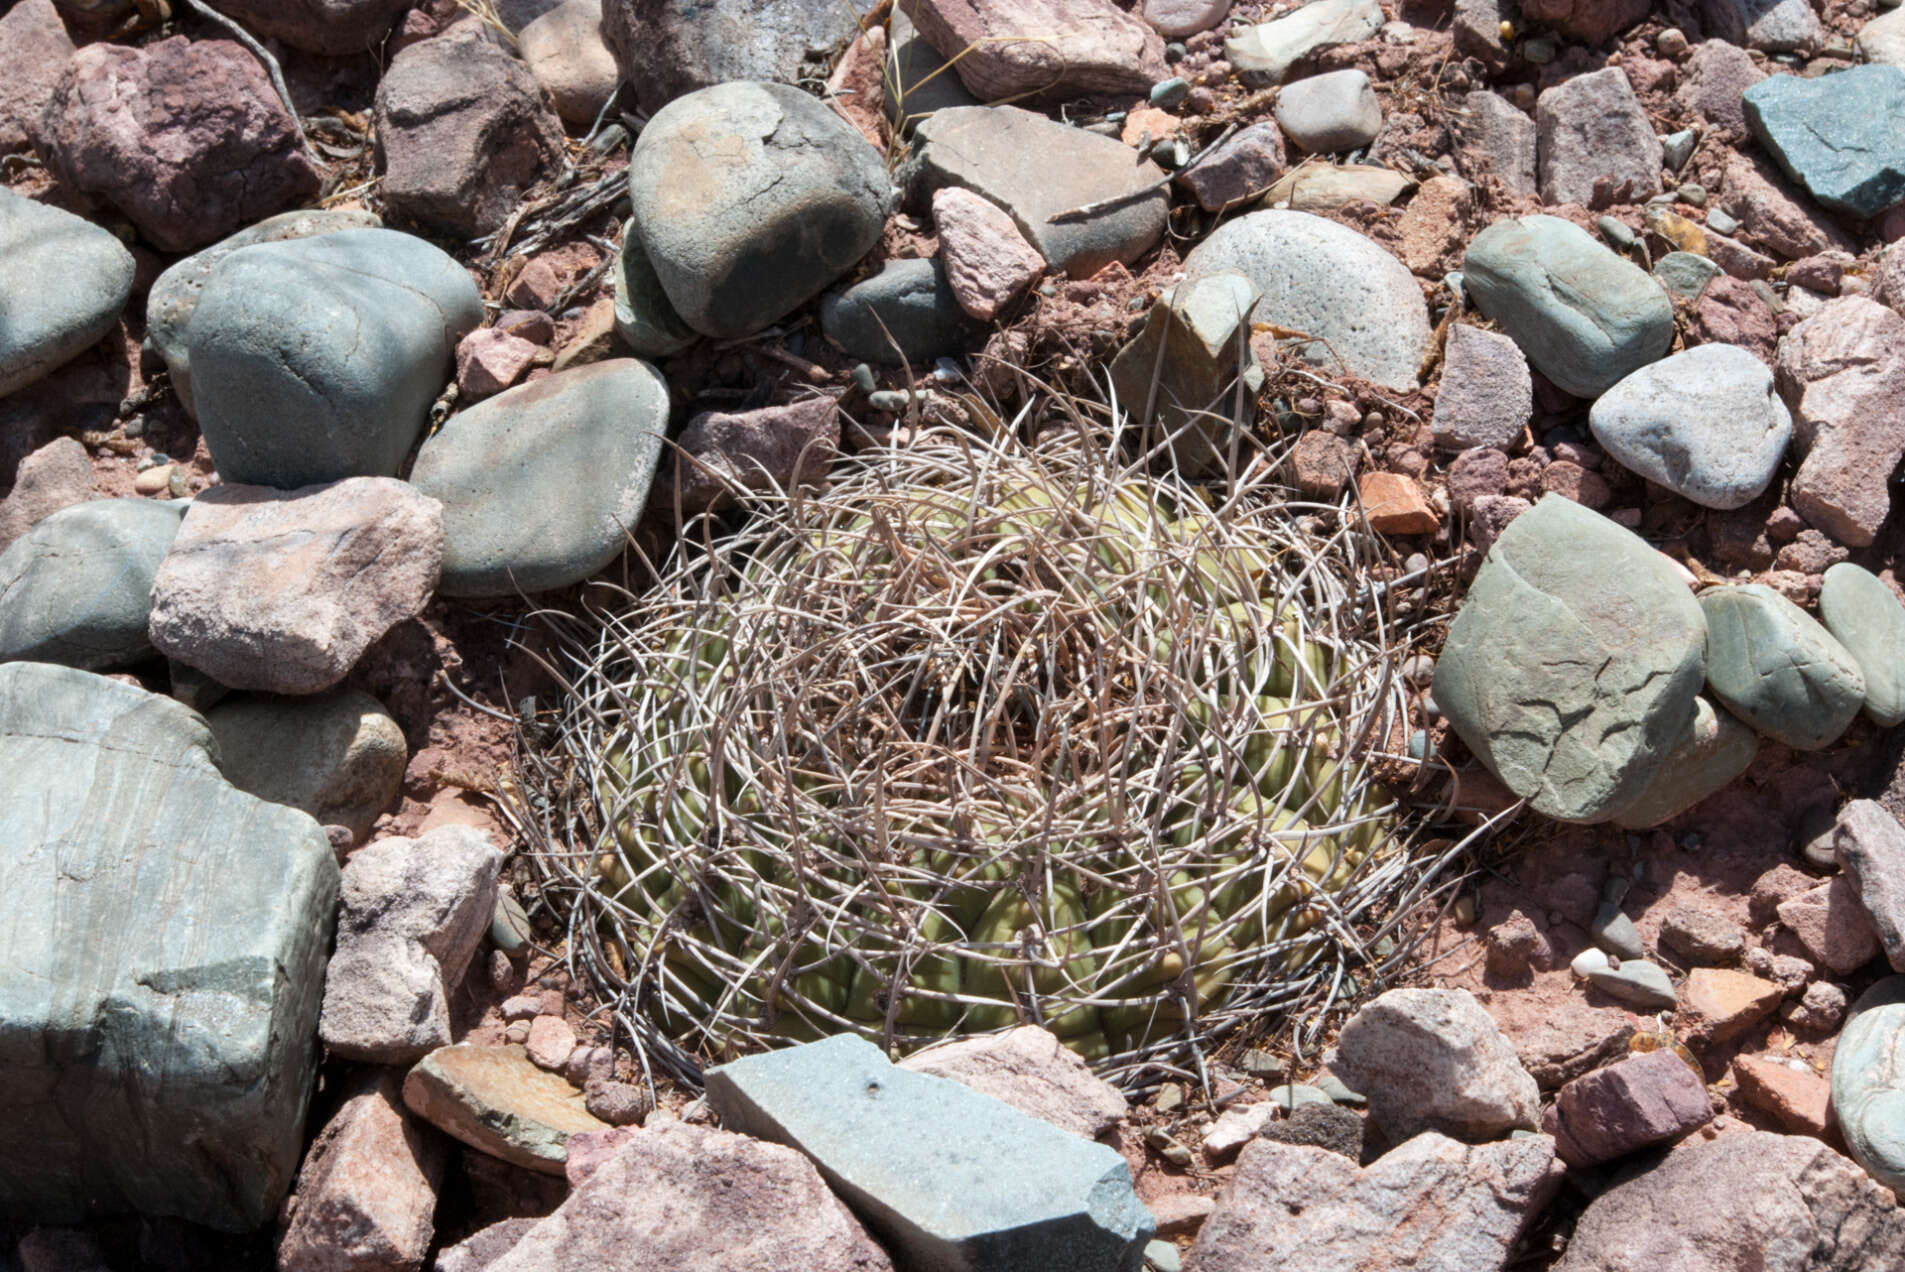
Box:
left=1151, top=1192, right=1215, bottom=1237
left=433, top=1219, right=539, bottom=1272
left=0, top=436, right=93, bottom=554
left=1288, top=429, right=1359, bottom=500
left=525, top=1016, right=578, bottom=1072
left=486, top=1121, right=894, bottom=1272
left=653, top=396, right=841, bottom=516
left=1467, top=494, right=1531, bottom=551
left=1517, top=0, right=1648, bottom=44
left=1731, top=1054, right=1831, bottom=1137
left=582, top=1078, right=651, bottom=1126
left=192, top=0, right=410, bottom=56
left=1173, top=121, right=1288, bottom=212
left=1878, top=242, right=1905, bottom=318
left=1776, top=876, right=1881, bottom=975
left=30, top=38, right=320, bottom=253
left=1720, top=153, right=1854, bottom=262
left=1675, top=39, right=1766, bottom=138
left=1446, top=446, right=1510, bottom=511
left=932, top=186, right=1044, bottom=321
left=898, top=1025, right=1127, bottom=1141
left=1330, top=988, right=1540, bottom=1144
left=1141, top=0, right=1229, bottom=38
left=0, top=0, right=73, bottom=156
left=1690, top=275, right=1778, bottom=363
left=903, top=0, right=1167, bottom=102
left=562, top=1126, right=640, bottom=1186
left=149, top=478, right=444, bottom=695
left=1535, top=67, right=1660, bottom=209
left=457, top=328, right=541, bottom=399
left=1452, top=90, right=1537, bottom=196
left=1434, top=325, right=1532, bottom=451
left=1543, top=1051, right=1712, bottom=1168
left=277, top=1073, right=446, bottom=1272
left=1776, top=296, right=1905, bottom=548
left=518, top=0, right=620, bottom=126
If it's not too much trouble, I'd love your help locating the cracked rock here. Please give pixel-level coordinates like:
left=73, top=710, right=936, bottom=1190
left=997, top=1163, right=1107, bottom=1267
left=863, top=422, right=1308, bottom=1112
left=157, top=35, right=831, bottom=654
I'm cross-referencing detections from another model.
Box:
left=1744, top=65, right=1905, bottom=220
left=1699, top=583, right=1864, bottom=751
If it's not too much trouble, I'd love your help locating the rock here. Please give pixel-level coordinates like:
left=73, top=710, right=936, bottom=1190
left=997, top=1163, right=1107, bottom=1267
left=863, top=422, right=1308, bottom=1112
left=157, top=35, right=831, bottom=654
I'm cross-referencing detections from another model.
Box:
left=907, top=105, right=1167, bottom=278
left=1785, top=980, right=1848, bottom=1032
left=822, top=259, right=988, bottom=366
left=1861, top=8, right=1905, bottom=68
left=196, top=0, right=410, bottom=54
left=582, top=1079, right=649, bottom=1127
left=1108, top=272, right=1262, bottom=475
left=1591, top=900, right=1645, bottom=961
left=148, top=478, right=443, bottom=696
left=1260, top=163, right=1412, bottom=212
left=1833, top=976, right=1905, bottom=1195
left=1544, top=1051, right=1711, bottom=1167
left=1679, top=967, right=1785, bottom=1049
left=1720, top=153, right=1852, bottom=263
left=1658, top=902, right=1748, bottom=965
left=628, top=81, right=890, bottom=339
left=146, top=209, right=382, bottom=417
left=1518, top=0, right=1648, bottom=44
left=31, top=37, right=319, bottom=252
left=1433, top=496, right=1707, bottom=823
left=1744, top=67, right=1905, bottom=220
left=706, top=1033, right=1152, bottom=1272
left=374, top=34, right=565, bottom=238
left=1256, top=1101, right=1365, bottom=1160
left=277, top=1072, right=446, bottom=1272
left=404, top=1044, right=607, bottom=1175
left=0, top=188, right=134, bottom=399
left=1699, top=584, right=1865, bottom=751
left=612, top=216, right=697, bottom=359
left=0, top=437, right=93, bottom=554
left=0, top=499, right=184, bottom=670
left=1585, top=959, right=1679, bottom=1010
left=1655, top=251, right=1724, bottom=303
left=1358, top=471, right=1440, bottom=535
left=1609, top=697, right=1759, bottom=830
left=189, top=228, right=483, bottom=490
left=487, top=1120, right=894, bottom=1271
left=1223, top=0, right=1384, bottom=87
left=1779, top=877, right=1881, bottom=975
left=933, top=186, right=1043, bottom=320
left=1174, top=121, right=1286, bottom=212
left=1467, top=494, right=1532, bottom=550
left=1536, top=68, right=1661, bottom=209
left=1192, top=1133, right=1562, bottom=1272
left=1453, top=89, right=1538, bottom=195
left=1835, top=800, right=1905, bottom=972
left=602, top=0, right=870, bottom=112
left=457, top=328, right=540, bottom=398
left=0, top=0, right=74, bottom=156
left=1703, top=0, right=1821, bottom=53
left=203, top=689, right=407, bottom=843
left=884, top=7, right=979, bottom=132
left=434, top=1219, right=538, bottom=1272
left=0, top=663, right=337, bottom=1230
left=1731, top=1054, right=1831, bottom=1137
left=655, top=396, right=840, bottom=517
left=1202, top=1102, right=1278, bottom=1162
left=1181, top=210, right=1429, bottom=391
left=525, top=1016, right=577, bottom=1073
left=1452, top=0, right=1513, bottom=69
left=1822, top=567, right=1905, bottom=728
left=1462, top=214, right=1675, bottom=399
left=1273, top=69, right=1381, bottom=154
left=1677, top=40, right=1765, bottom=138
left=898, top=1026, right=1127, bottom=1141
left=902, top=0, right=1166, bottom=102
left=1328, top=988, right=1539, bottom=1144
left=410, top=359, right=668, bottom=597
left=519, top=0, right=618, bottom=125
left=1143, top=0, right=1229, bottom=38
left=1554, top=1131, right=1905, bottom=1271
left=1288, top=429, right=1358, bottom=500
left=1432, top=325, right=1532, bottom=451
left=1777, top=297, right=1905, bottom=548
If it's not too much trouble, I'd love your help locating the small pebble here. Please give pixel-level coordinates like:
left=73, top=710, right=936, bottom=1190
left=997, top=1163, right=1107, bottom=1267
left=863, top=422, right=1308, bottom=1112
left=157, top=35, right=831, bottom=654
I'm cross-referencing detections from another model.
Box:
left=1657, top=28, right=1688, bottom=57
left=1571, top=946, right=1612, bottom=978
left=1597, top=217, right=1638, bottom=250
left=1240, top=1050, right=1288, bottom=1083
left=1145, top=1239, right=1183, bottom=1272
left=1314, top=1074, right=1365, bottom=1105
left=1677, top=183, right=1707, bottom=207
left=491, top=885, right=531, bottom=953
left=1156, top=1082, right=1185, bottom=1114
left=1590, top=901, right=1645, bottom=960
left=1267, top=1083, right=1333, bottom=1113
left=850, top=363, right=876, bottom=393
left=1586, top=958, right=1678, bottom=1010
left=1150, top=77, right=1191, bottom=109
left=134, top=464, right=176, bottom=496
left=868, top=389, right=914, bottom=412
left=1661, top=129, right=1696, bottom=173
left=1706, top=208, right=1740, bottom=235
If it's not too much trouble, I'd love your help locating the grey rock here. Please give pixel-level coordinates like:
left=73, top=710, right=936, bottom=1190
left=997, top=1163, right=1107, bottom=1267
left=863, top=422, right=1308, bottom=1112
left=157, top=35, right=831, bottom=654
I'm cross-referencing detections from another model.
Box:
left=1433, top=495, right=1707, bottom=823
left=1432, top=324, right=1532, bottom=451
left=884, top=8, right=979, bottom=133
left=1272, top=69, right=1381, bottom=154
left=1654, top=250, right=1723, bottom=302
left=1678, top=40, right=1765, bottom=139
left=1588, top=344, right=1792, bottom=510
left=0, top=188, right=135, bottom=399
left=1861, top=7, right=1905, bottom=68
left=1822, top=564, right=1905, bottom=726
left=1591, top=904, right=1645, bottom=961
left=706, top=1033, right=1153, bottom=1272
left=1223, top=0, right=1384, bottom=87
left=0, top=498, right=184, bottom=670
left=1834, top=801, right=1905, bottom=973
left=1463, top=214, right=1675, bottom=399
left=1453, top=0, right=1514, bottom=70
left=491, top=885, right=532, bottom=954
left=1453, top=89, right=1538, bottom=195
left=146, top=208, right=382, bottom=417
left=1702, top=0, right=1822, bottom=53
left=1266, top=1083, right=1335, bottom=1114
left=1329, top=988, right=1540, bottom=1144
left=189, top=228, right=483, bottom=490
left=1743, top=67, right=1905, bottom=220
left=628, top=81, right=890, bottom=339
left=1536, top=67, right=1661, bottom=208
left=821, top=259, right=988, bottom=367
left=1611, top=696, right=1760, bottom=829
left=204, top=689, right=407, bottom=843
left=907, top=105, right=1168, bottom=279
left=1833, top=976, right=1905, bottom=1196
left=434, top=1218, right=539, bottom=1272
left=1181, top=210, right=1430, bottom=391
left=1585, top=958, right=1678, bottom=1010
left=1700, top=584, right=1865, bottom=750
left=1662, top=129, right=1697, bottom=174
left=409, top=359, right=668, bottom=598
left=612, top=216, right=697, bottom=358
left=1108, top=271, right=1262, bottom=475
left=1659, top=902, right=1748, bottom=965
left=1261, top=163, right=1412, bottom=212
left=0, top=662, right=337, bottom=1230
left=602, top=0, right=870, bottom=113
left=518, top=0, right=619, bottom=126
left=1313, top=1074, right=1365, bottom=1106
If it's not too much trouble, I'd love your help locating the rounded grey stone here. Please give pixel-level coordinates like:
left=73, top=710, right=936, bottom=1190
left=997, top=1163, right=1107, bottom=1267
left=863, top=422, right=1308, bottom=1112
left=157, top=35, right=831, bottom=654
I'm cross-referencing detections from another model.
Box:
left=410, top=358, right=668, bottom=598
left=188, top=228, right=483, bottom=490
left=1588, top=343, right=1792, bottom=510
left=1831, top=975, right=1905, bottom=1195
left=203, top=688, right=407, bottom=842
left=1612, top=696, right=1760, bottom=829
left=612, top=216, right=697, bottom=359
left=0, top=498, right=186, bottom=670
left=1653, top=250, right=1723, bottom=302
left=0, top=188, right=135, bottom=398
left=1700, top=584, right=1865, bottom=750
left=628, top=81, right=891, bottom=340
left=1821, top=562, right=1905, bottom=727
left=1584, top=958, right=1678, bottom=1010
left=1272, top=68, right=1381, bottom=153
left=1462, top=214, right=1675, bottom=399
left=820, top=259, right=987, bottom=367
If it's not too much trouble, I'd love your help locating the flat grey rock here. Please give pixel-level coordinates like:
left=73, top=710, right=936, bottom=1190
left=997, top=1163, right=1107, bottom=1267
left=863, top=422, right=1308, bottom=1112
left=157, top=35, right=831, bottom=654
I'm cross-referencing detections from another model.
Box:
left=1743, top=66, right=1905, bottom=219
left=628, top=81, right=890, bottom=339
left=1462, top=214, right=1674, bottom=399
left=612, top=215, right=697, bottom=359
left=1654, top=250, right=1723, bottom=302
left=601, top=0, right=870, bottom=113
left=1821, top=563, right=1905, bottom=726
left=1223, top=0, right=1383, bottom=87
left=1452, top=89, right=1537, bottom=195
left=0, top=498, right=185, bottom=670
left=1700, top=584, right=1865, bottom=751
left=1704, top=0, right=1823, bottom=53
left=1182, top=209, right=1430, bottom=390
left=1433, top=495, right=1708, bottom=823
left=188, top=228, right=483, bottom=490
left=205, top=688, right=407, bottom=842
left=1272, top=68, right=1381, bottom=153
left=0, top=662, right=337, bottom=1230
left=1588, top=344, right=1792, bottom=510
left=0, top=187, right=135, bottom=398
left=706, top=1033, right=1153, bottom=1272
left=410, top=359, right=668, bottom=598
left=1832, top=976, right=1905, bottom=1195
left=1585, top=959, right=1678, bottom=1010
left=821, top=258, right=988, bottom=367
left=884, top=7, right=979, bottom=132
left=1611, top=696, right=1759, bottom=830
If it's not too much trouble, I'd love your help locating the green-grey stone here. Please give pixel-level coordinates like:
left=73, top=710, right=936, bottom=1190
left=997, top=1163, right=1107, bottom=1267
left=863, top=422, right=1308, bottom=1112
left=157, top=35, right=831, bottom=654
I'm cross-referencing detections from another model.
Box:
left=612, top=216, right=697, bottom=359
left=1585, top=959, right=1677, bottom=1010
left=1108, top=271, right=1262, bottom=476
left=1831, top=975, right=1905, bottom=1194
left=1612, top=696, right=1760, bottom=829
left=1269, top=1082, right=1335, bottom=1112
left=203, top=688, right=407, bottom=842
left=820, top=258, right=987, bottom=367
left=1145, top=1240, right=1182, bottom=1272
left=0, top=188, right=136, bottom=398
left=1591, top=903, right=1645, bottom=960
left=1820, top=563, right=1905, bottom=727
left=1653, top=251, right=1723, bottom=302
left=1314, top=1074, right=1365, bottom=1105
left=1433, top=495, right=1707, bottom=823
left=0, top=499, right=187, bottom=671
left=1699, top=584, right=1865, bottom=750
left=0, top=663, right=338, bottom=1230
left=1743, top=66, right=1905, bottom=219
left=491, top=885, right=532, bottom=953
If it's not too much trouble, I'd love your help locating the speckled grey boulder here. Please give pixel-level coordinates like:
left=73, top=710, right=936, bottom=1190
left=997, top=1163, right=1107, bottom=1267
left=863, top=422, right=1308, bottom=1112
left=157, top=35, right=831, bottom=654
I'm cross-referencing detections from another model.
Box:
left=1700, top=584, right=1865, bottom=750
left=1832, top=976, right=1905, bottom=1196
left=1434, top=495, right=1707, bottom=823
left=188, top=228, right=483, bottom=490
left=1462, top=214, right=1674, bottom=399
left=628, top=81, right=890, bottom=339
left=822, top=259, right=989, bottom=366
left=1588, top=344, right=1792, bottom=510
left=0, top=187, right=135, bottom=398
left=0, top=498, right=185, bottom=670
left=1821, top=563, right=1905, bottom=727
left=409, top=359, right=668, bottom=598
